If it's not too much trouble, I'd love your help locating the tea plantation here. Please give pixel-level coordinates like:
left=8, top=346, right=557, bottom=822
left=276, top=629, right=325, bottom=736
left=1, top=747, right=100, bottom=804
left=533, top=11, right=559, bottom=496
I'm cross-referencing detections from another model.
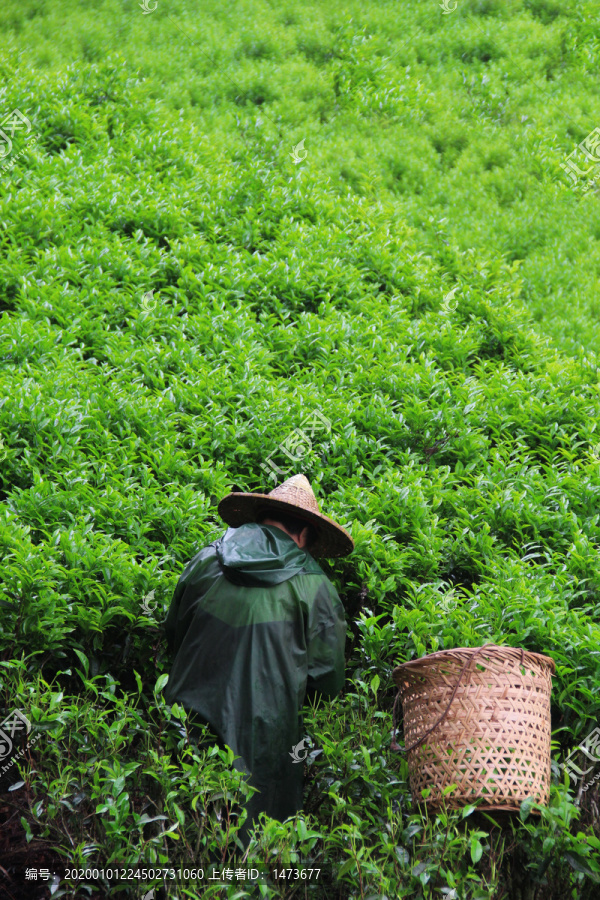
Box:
left=1, top=0, right=600, bottom=897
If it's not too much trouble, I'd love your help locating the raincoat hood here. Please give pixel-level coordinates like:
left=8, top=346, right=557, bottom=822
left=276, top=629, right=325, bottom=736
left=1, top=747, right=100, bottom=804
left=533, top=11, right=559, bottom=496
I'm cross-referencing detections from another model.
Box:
left=215, top=522, right=322, bottom=587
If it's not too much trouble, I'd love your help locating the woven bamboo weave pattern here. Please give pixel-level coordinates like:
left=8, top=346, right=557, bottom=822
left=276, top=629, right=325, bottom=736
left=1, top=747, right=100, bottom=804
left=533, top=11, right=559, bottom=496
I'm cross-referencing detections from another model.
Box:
left=218, top=474, right=354, bottom=557
left=392, top=646, right=555, bottom=813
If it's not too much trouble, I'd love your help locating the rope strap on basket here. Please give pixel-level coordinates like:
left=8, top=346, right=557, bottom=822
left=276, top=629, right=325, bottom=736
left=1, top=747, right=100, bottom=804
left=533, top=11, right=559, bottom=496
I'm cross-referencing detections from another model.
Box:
left=390, top=644, right=525, bottom=753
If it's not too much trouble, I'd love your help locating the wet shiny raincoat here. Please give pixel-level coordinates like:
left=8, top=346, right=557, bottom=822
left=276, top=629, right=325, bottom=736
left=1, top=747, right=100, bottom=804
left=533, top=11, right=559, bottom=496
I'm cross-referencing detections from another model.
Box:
left=163, top=522, right=346, bottom=831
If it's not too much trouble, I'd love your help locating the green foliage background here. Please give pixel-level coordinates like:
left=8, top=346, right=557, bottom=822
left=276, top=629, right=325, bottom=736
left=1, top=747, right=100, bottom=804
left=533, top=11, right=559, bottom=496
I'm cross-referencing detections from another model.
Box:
left=1, top=0, right=600, bottom=897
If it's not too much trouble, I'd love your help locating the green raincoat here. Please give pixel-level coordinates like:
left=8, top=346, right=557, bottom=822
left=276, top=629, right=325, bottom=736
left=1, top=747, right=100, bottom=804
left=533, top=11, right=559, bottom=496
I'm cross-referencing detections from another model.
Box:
left=164, top=522, right=347, bottom=835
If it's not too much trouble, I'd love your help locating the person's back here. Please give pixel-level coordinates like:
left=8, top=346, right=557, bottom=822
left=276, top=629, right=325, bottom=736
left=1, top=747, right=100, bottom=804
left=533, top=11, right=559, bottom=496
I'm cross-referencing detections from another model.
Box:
left=163, top=474, right=354, bottom=846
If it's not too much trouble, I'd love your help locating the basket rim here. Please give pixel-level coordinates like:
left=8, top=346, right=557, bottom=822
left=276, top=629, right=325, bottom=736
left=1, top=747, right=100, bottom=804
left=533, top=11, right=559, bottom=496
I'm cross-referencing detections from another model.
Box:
left=392, top=644, right=556, bottom=679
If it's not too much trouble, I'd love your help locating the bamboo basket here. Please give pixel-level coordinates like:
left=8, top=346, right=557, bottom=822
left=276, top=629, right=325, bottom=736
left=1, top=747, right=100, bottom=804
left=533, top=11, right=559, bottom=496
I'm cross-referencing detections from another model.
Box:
left=391, top=644, right=555, bottom=813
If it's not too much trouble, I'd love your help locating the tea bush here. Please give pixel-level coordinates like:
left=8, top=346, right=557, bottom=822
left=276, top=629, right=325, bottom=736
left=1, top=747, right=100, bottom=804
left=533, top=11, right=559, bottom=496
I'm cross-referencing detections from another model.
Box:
left=1, top=0, right=600, bottom=898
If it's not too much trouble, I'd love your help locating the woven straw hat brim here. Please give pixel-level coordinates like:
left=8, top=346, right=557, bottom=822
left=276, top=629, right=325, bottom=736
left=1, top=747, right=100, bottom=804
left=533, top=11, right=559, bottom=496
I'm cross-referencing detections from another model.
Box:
left=218, top=492, right=354, bottom=558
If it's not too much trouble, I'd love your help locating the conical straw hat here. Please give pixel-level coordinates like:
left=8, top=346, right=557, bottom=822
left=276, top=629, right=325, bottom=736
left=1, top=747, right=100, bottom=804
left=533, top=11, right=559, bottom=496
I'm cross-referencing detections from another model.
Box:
left=218, top=473, right=354, bottom=558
